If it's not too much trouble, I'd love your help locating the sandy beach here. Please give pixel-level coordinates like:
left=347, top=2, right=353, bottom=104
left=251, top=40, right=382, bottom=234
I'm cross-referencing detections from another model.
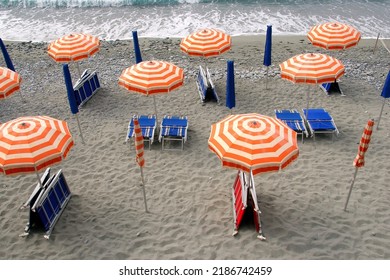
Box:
left=1, top=35, right=390, bottom=260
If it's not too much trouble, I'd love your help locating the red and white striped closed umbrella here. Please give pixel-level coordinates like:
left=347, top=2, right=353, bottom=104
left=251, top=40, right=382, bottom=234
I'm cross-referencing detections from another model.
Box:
left=308, top=22, right=361, bottom=50
left=180, top=28, right=231, bottom=57
left=0, top=116, right=74, bottom=176
left=133, top=117, right=147, bottom=212
left=279, top=53, right=345, bottom=84
left=0, top=66, right=21, bottom=100
left=208, top=113, right=299, bottom=175
left=118, top=60, right=184, bottom=95
left=344, top=119, right=374, bottom=211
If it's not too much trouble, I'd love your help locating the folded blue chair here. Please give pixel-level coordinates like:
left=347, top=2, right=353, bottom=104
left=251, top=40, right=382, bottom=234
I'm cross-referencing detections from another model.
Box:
left=73, top=69, right=101, bottom=107
left=159, top=115, right=188, bottom=150
left=302, top=108, right=339, bottom=141
left=126, top=115, right=157, bottom=150
left=275, top=109, right=309, bottom=143
left=196, top=66, right=219, bottom=104
left=21, top=169, right=71, bottom=239
left=320, top=81, right=344, bottom=96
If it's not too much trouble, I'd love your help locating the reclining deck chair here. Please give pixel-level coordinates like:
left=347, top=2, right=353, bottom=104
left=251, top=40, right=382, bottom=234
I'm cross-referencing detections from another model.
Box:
left=126, top=115, right=157, bottom=150
left=159, top=115, right=188, bottom=150
left=21, top=168, right=71, bottom=239
left=196, top=66, right=219, bottom=104
left=232, top=170, right=265, bottom=240
left=73, top=69, right=101, bottom=107
left=275, top=109, right=309, bottom=143
left=320, top=81, right=344, bottom=96
left=302, top=108, right=339, bottom=141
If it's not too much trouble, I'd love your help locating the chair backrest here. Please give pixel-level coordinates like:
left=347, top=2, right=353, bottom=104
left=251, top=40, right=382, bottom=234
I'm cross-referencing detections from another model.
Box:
left=73, top=69, right=100, bottom=107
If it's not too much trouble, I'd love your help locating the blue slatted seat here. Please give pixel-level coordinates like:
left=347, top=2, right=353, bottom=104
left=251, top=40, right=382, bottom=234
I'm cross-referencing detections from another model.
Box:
left=275, top=109, right=309, bottom=143
left=73, top=69, right=100, bottom=107
left=302, top=108, right=339, bottom=141
left=196, top=66, right=219, bottom=104
left=126, top=115, right=157, bottom=150
left=159, top=115, right=188, bottom=150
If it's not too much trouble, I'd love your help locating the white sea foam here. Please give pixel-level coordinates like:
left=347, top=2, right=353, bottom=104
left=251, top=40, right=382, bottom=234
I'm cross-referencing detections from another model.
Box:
left=0, top=1, right=389, bottom=42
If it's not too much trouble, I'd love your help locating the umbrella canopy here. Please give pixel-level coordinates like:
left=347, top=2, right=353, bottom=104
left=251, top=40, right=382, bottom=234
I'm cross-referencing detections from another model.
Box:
left=0, top=116, right=74, bottom=176
left=279, top=53, right=345, bottom=84
left=308, top=22, right=361, bottom=50
left=208, top=113, right=299, bottom=175
left=0, top=66, right=21, bottom=99
left=48, top=33, right=100, bottom=63
left=118, top=60, right=184, bottom=95
left=353, top=119, right=374, bottom=168
left=180, top=28, right=231, bottom=57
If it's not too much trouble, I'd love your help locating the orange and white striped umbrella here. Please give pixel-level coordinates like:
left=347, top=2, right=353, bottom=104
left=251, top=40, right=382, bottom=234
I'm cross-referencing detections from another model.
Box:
left=0, top=67, right=21, bottom=100
left=47, top=33, right=100, bottom=63
left=353, top=119, right=374, bottom=168
left=308, top=22, right=361, bottom=50
left=118, top=60, right=184, bottom=95
left=208, top=113, right=299, bottom=175
left=180, top=28, right=231, bottom=57
left=279, top=53, right=345, bottom=84
left=0, top=116, right=74, bottom=175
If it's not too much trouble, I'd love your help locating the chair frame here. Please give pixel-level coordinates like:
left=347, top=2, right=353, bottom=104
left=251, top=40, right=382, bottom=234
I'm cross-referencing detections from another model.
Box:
left=159, top=115, right=188, bottom=150
left=302, top=108, right=339, bottom=141
left=126, top=115, right=157, bottom=150
left=275, top=109, right=308, bottom=143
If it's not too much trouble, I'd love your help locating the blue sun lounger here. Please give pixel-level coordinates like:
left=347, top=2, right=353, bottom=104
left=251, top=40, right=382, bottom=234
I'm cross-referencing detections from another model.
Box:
left=21, top=169, right=71, bottom=239
left=196, top=66, right=219, bottom=104
left=275, top=109, right=309, bottom=143
left=126, top=115, right=157, bottom=150
left=159, top=115, right=188, bottom=150
left=73, top=69, right=101, bottom=107
left=302, top=108, right=339, bottom=141
left=320, top=81, right=344, bottom=96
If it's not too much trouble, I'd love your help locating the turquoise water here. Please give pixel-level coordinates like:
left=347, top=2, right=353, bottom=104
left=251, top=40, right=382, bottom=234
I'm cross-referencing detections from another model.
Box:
left=0, top=0, right=389, bottom=41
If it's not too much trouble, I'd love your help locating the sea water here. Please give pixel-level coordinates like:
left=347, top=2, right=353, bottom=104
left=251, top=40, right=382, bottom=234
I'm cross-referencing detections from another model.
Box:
left=0, top=0, right=389, bottom=42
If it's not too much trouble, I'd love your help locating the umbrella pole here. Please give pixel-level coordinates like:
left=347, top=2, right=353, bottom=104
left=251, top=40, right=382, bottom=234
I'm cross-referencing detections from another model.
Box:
left=305, top=90, right=310, bottom=119
left=373, top=32, right=380, bottom=54
left=377, top=98, right=386, bottom=130
left=76, top=62, right=81, bottom=77
left=344, top=167, right=359, bottom=211
left=139, top=166, right=148, bottom=213
left=265, top=67, right=269, bottom=90
left=35, top=170, right=42, bottom=187
left=153, top=95, right=158, bottom=125
left=75, top=114, right=85, bottom=144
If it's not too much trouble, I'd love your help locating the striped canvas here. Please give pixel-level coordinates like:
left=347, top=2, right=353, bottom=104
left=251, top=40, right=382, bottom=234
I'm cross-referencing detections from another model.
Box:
left=353, top=119, right=374, bottom=168
left=0, top=67, right=21, bottom=99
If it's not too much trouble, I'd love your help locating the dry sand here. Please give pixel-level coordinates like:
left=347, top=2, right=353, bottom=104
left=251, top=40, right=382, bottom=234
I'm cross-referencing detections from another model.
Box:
left=1, top=35, right=390, bottom=260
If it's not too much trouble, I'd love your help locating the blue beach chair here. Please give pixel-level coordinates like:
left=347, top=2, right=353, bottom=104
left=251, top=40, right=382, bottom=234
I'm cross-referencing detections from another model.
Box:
left=126, top=115, right=157, bottom=150
left=302, top=108, right=339, bottom=141
left=73, top=69, right=101, bottom=107
left=275, top=109, right=309, bottom=143
left=159, top=115, right=188, bottom=150
left=196, top=66, right=219, bottom=104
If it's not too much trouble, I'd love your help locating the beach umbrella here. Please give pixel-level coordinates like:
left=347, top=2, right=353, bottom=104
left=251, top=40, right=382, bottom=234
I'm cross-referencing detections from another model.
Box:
left=208, top=113, right=299, bottom=239
left=133, top=117, right=148, bottom=212
left=63, top=64, right=85, bottom=143
left=308, top=22, right=361, bottom=50
left=0, top=116, right=74, bottom=186
left=377, top=70, right=390, bottom=130
left=0, top=66, right=22, bottom=100
left=263, top=25, right=272, bottom=89
left=0, top=38, right=15, bottom=71
left=226, top=60, right=235, bottom=109
left=48, top=33, right=100, bottom=76
left=118, top=60, right=184, bottom=123
left=180, top=28, right=231, bottom=58
left=279, top=53, right=345, bottom=116
left=132, top=30, right=143, bottom=64
left=344, top=119, right=374, bottom=211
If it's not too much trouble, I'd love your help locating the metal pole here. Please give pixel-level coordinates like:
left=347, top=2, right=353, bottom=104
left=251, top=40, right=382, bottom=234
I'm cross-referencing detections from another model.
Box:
left=344, top=167, right=359, bottom=211
left=75, top=114, right=85, bottom=144
left=153, top=95, right=158, bottom=125
left=373, top=32, right=380, bottom=54
left=76, top=62, right=81, bottom=77
left=376, top=98, right=386, bottom=130
left=265, top=67, right=269, bottom=90
left=305, top=89, right=310, bottom=119
left=139, top=166, right=148, bottom=213
left=35, top=170, right=42, bottom=187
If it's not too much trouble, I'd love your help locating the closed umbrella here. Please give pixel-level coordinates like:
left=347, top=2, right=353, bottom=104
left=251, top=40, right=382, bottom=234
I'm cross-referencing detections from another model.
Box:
left=0, top=38, right=15, bottom=71
left=0, top=66, right=22, bottom=100
left=48, top=33, right=100, bottom=76
left=279, top=53, right=345, bottom=117
left=344, top=119, right=374, bottom=211
left=308, top=22, right=361, bottom=50
left=118, top=60, right=184, bottom=123
left=208, top=113, right=299, bottom=239
left=263, top=25, right=272, bottom=89
left=133, top=117, right=148, bottom=212
left=226, top=60, right=235, bottom=109
left=132, top=30, right=143, bottom=64
left=377, top=70, right=390, bottom=130
left=0, top=116, right=74, bottom=186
